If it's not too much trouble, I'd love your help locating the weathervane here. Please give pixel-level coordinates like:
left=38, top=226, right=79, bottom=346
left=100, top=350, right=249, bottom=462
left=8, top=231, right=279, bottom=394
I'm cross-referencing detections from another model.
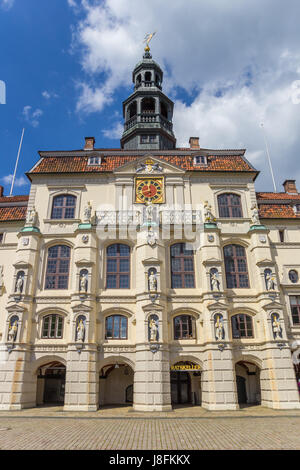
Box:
left=143, top=32, right=156, bottom=52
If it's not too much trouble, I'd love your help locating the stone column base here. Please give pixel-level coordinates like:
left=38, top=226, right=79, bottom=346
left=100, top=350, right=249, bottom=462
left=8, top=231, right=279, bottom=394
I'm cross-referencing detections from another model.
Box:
left=133, top=404, right=173, bottom=412
left=202, top=403, right=239, bottom=411
left=261, top=400, right=300, bottom=410
left=63, top=404, right=98, bottom=412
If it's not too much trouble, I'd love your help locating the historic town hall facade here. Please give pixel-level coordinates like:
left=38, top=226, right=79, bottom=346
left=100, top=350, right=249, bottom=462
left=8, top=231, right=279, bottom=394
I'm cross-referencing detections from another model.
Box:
left=0, top=46, right=299, bottom=411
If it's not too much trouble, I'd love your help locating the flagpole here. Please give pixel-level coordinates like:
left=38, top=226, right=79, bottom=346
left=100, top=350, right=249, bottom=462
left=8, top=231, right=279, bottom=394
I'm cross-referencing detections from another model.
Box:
left=260, top=122, right=277, bottom=193
left=9, top=128, right=25, bottom=197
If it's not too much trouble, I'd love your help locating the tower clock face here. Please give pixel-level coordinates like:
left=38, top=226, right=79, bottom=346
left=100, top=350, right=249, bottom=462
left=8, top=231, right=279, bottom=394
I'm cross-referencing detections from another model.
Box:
left=135, top=177, right=164, bottom=204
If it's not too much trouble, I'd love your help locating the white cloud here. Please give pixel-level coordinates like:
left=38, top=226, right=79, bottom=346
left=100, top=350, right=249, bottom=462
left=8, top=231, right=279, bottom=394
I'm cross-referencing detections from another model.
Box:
left=0, top=0, right=14, bottom=10
left=69, top=0, right=300, bottom=190
left=102, top=122, right=123, bottom=139
left=42, top=90, right=58, bottom=100
left=1, top=175, right=28, bottom=188
left=22, top=106, right=43, bottom=127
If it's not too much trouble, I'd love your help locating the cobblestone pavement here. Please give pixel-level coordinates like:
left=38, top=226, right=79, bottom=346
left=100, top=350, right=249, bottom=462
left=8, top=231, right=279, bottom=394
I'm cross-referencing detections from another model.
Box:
left=0, top=407, right=299, bottom=449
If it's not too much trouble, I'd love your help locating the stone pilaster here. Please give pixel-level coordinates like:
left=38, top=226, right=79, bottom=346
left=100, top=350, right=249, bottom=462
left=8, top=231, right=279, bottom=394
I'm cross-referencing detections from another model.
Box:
left=64, top=347, right=99, bottom=411
left=201, top=346, right=239, bottom=410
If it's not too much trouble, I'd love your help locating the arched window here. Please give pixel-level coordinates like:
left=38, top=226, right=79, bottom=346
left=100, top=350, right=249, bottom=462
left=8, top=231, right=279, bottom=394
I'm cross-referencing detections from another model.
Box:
left=141, top=97, right=155, bottom=114
left=160, top=101, right=168, bottom=119
left=42, top=314, right=64, bottom=339
left=105, top=315, right=128, bottom=339
left=51, top=195, right=77, bottom=220
left=106, top=244, right=130, bottom=289
left=218, top=193, right=243, bottom=218
left=145, top=71, right=152, bottom=82
left=128, top=101, right=137, bottom=119
left=171, top=243, right=195, bottom=288
left=174, top=315, right=194, bottom=339
left=224, top=244, right=249, bottom=288
left=45, top=245, right=71, bottom=290
left=231, top=314, right=253, bottom=338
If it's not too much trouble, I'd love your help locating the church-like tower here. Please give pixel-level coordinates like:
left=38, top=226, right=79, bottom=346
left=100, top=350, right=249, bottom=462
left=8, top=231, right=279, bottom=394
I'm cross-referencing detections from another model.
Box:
left=120, top=46, right=176, bottom=150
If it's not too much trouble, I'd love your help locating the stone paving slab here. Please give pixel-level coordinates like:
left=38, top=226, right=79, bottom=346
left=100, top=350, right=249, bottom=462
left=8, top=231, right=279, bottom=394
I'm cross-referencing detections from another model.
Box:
left=0, top=415, right=299, bottom=449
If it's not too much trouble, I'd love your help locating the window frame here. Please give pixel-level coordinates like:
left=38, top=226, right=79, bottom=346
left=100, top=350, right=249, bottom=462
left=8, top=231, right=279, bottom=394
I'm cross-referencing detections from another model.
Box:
left=289, top=296, right=300, bottom=325
left=105, top=315, right=128, bottom=340
left=106, top=244, right=131, bottom=289
left=231, top=314, right=254, bottom=339
left=45, top=244, right=71, bottom=290
left=51, top=194, right=77, bottom=220
left=170, top=243, right=195, bottom=289
left=217, top=193, right=243, bottom=218
left=41, top=314, right=64, bottom=339
left=224, top=244, right=250, bottom=289
left=173, top=315, right=195, bottom=340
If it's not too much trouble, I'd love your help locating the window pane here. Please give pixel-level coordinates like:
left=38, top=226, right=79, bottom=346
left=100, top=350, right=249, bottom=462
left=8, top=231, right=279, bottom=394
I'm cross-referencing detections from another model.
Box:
left=107, top=275, right=117, bottom=288
left=119, top=259, right=129, bottom=272
left=107, top=259, right=117, bottom=273
left=172, top=274, right=182, bottom=288
left=184, top=274, right=195, bottom=288
left=119, top=275, right=129, bottom=288
left=121, top=317, right=127, bottom=338
left=107, top=245, right=118, bottom=256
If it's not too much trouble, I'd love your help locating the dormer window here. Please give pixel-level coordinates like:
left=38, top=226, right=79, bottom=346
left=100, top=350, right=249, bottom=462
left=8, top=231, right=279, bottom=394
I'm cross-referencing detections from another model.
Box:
left=88, top=156, right=101, bottom=166
left=193, top=156, right=207, bottom=166
left=294, top=204, right=300, bottom=214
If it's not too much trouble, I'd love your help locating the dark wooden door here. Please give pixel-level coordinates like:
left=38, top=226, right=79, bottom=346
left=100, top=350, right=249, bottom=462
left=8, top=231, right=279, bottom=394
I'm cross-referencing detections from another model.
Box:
left=171, top=372, right=191, bottom=405
left=236, top=375, right=247, bottom=404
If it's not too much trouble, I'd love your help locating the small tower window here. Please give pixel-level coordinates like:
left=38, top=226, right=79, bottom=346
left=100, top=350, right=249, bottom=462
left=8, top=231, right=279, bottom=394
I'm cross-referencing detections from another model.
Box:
left=141, top=97, right=155, bottom=114
left=160, top=101, right=168, bottom=119
left=128, top=101, right=137, bottom=119
left=145, top=71, right=152, bottom=82
left=279, top=230, right=285, bottom=242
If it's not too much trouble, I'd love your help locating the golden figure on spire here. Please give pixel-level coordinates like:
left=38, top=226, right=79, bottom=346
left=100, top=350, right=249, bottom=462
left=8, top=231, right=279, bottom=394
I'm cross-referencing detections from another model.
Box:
left=143, top=32, right=156, bottom=52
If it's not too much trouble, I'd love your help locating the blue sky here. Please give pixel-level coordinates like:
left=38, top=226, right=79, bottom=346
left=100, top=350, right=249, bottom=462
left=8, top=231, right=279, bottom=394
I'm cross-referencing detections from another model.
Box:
left=1, top=0, right=300, bottom=195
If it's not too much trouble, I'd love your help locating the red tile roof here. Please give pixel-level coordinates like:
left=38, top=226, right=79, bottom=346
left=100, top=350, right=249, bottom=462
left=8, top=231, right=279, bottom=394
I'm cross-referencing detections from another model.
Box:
left=29, top=154, right=256, bottom=175
left=257, top=192, right=300, bottom=201
left=0, top=206, right=27, bottom=222
left=257, top=192, right=300, bottom=219
left=0, top=195, right=29, bottom=203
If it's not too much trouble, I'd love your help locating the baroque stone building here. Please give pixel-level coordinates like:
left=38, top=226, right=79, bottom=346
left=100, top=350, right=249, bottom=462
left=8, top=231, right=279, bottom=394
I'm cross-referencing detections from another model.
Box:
left=0, top=47, right=300, bottom=411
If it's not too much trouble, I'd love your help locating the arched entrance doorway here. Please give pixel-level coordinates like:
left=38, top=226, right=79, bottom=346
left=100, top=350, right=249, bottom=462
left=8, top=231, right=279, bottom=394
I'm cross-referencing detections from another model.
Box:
left=99, top=363, right=134, bottom=407
left=171, top=361, right=201, bottom=407
left=36, top=361, right=66, bottom=406
left=235, top=361, right=261, bottom=406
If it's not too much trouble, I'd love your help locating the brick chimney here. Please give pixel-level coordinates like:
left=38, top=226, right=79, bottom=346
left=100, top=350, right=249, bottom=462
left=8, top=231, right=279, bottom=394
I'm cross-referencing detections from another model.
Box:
left=189, top=137, right=200, bottom=150
left=84, top=137, right=95, bottom=151
left=283, top=180, right=298, bottom=194
left=0, top=185, right=3, bottom=197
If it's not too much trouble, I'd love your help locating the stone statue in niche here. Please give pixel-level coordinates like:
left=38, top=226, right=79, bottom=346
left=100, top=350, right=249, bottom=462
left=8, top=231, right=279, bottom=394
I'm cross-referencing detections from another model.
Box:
left=251, top=203, right=260, bottom=225
left=145, top=203, right=154, bottom=222
left=210, top=269, right=220, bottom=291
left=271, top=314, right=282, bottom=339
left=8, top=319, right=18, bottom=342
left=76, top=318, right=85, bottom=342
left=79, top=272, right=88, bottom=293
left=148, top=269, right=157, bottom=292
left=214, top=314, right=224, bottom=341
left=204, top=201, right=216, bottom=223
left=149, top=317, right=158, bottom=342
left=25, top=206, right=37, bottom=226
left=265, top=271, right=277, bottom=291
left=83, top=201, right=92, bottom=223
left=15, top=272, right=24, bottom=294
left=147, top=227, right=158, bottom=247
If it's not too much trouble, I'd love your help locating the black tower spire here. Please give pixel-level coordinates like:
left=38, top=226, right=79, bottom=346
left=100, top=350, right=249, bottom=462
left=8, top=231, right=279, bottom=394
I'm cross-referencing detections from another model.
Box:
left=120, top=47, right=176, bottom=150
